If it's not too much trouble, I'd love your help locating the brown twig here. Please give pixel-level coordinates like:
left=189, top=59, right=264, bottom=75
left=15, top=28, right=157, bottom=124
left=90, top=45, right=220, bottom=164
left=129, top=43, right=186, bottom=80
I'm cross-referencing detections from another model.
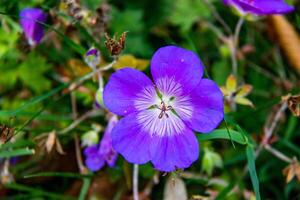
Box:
left=255, top=101, right=288, bottom=157
left=265, top=144, right=293, bottom=163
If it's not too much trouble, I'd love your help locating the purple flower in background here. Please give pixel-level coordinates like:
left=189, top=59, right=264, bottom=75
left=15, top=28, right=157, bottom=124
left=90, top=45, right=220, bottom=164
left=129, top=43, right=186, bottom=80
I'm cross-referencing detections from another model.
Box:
left=85, top=48, right=101, bottom=69
left=103, top=46, right=224, bottom=172
left=84, top=116, right=118, bottom=171
left=223, top=0, right=294, bottom=15
left=19, top=8, right=47, bottom=46
left=84, top=145, right=105, bottom=171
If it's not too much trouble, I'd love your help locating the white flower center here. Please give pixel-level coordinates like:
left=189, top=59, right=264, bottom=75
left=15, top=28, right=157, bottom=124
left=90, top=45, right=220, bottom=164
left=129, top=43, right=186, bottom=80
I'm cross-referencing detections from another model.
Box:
left=133, top=77, right=195, bottom=137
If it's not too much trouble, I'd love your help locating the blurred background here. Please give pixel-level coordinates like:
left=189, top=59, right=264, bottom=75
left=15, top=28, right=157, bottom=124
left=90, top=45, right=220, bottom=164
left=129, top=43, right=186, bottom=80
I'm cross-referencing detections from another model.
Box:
left=0, top=0, right=300, bottom=199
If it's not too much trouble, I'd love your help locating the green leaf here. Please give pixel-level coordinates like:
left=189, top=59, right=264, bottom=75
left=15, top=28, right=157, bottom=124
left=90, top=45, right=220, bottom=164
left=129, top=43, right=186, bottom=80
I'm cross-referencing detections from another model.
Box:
left=0, top=147, right=35, bottom=158
left=0, top=139, right=34, bottom=150
left=246, top=145, right=261, bottom=200
left=202, top=148, right=223, bottom=176
left=197, top=129, right=248, bottom=145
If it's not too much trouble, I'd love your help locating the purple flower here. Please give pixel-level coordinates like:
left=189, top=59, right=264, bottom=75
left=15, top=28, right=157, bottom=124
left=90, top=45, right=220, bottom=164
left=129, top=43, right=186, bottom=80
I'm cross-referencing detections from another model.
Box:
left=19, top=8, right=47, bottom=46
left=103, top=46, right=224, bottom=172
left=84, top=116, right=118, bottom=171
left=223, top=0, right=294, bottom=15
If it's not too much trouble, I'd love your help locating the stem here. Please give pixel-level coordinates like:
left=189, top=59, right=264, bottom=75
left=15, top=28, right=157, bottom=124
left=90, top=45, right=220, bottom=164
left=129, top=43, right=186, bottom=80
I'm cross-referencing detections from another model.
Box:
left=57, top=109, right=100, bottom=135
left=98, top=70, right=104, bottom=92
left=265, top=144, right=292, bottom=163
left=230, top=17, right=244, bottom=76
left=74, top=134, right=87, bottom=174
left=255, top=101, right=287, bottom=157
left=68, top=61, right=115, bottom=91
left=133, top=164, right=139, bottom=200
left=71, top=92, right=78, bottom=119
left=234, top=18, right=244, bottom=47
left=203, top=0, right=232, bottom=35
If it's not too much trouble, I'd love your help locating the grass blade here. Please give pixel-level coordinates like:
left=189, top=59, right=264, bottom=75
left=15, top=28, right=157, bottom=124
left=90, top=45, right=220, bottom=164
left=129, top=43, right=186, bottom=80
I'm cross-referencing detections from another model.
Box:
left=24, top=172, right=92, bottom=179
left=4, top=183, right=74, bottom=200
left=0, top=148, right=35, bottom=158
left=246, top=145, right=261, bottom=200
left=0, top=83, right=67, bottom=117
left=79, top=178, right=91, bottom=200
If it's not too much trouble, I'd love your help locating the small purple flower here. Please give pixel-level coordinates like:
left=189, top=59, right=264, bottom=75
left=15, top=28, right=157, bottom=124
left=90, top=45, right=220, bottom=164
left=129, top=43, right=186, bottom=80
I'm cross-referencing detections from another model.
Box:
left=84, top=145, right=105, bottom=171
left=84, top=116, right=118, bottom=171
left=103, top=46, right=224, bottom=172
left=85, top=48, right=101, bottom=69
left=19, top=8, right=47, bottom=46
left=223, top=0, right=294, bottom=15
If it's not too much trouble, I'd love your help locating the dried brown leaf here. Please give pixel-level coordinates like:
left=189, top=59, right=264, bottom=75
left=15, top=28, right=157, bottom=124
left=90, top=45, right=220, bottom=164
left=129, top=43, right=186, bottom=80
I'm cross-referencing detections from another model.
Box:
left=45, top=131, right=56, bottom=153
left=163, top=176, right=187, bottom=200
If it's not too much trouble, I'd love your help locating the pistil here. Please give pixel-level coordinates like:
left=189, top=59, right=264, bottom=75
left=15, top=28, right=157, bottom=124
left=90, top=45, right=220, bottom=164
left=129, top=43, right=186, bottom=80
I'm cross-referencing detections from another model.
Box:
left=155, top=101, right=173, bottom=119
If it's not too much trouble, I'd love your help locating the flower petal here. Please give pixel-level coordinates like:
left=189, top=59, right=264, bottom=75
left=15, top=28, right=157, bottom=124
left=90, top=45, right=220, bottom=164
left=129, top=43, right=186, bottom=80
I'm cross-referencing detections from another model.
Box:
left=234, top=97, right=254, bottom=107
left=103, top=68, right=156, bottom=116
left=150, top=128, right=199, bottom=172
left=84, top=145, right=105, bottom=171
left=99, top=115, right=118, bottom=167
left=226, top=74, right=237, bottom=93
left=19, top=8, right=47, bottom=45
left=111, top=112, right=152, bottom=164
left=236, top=84, right=252, bottom=97
left=150, top=46, right=204, bottom=96
left=179, top=79, right=224, bottom=133
left=228, top=0, right=294, bottom=15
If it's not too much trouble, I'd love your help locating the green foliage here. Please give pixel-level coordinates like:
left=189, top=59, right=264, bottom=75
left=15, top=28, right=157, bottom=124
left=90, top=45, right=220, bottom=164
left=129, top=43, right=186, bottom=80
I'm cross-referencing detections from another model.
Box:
left=169, top=0, right=211, bottom=32
left=18, top=52, right=52, bottom=93
left=202, top=147, right=223, bottom=176
left=0, top=50, right=51, bottom=93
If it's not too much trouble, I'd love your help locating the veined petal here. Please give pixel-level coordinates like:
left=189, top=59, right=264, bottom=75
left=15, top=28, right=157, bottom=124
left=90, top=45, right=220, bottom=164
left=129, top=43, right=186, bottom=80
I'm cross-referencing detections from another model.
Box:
left=111, top=112, right=152, bottom=164
left=103, top=68, right=156, bottom=116
left=111, top=108, right=191, bottom=167
left=179, top=79, right=224, bottom=133
left=150, top=128, right=199, bottom=172
left=150, top=46, right=204, bottom=96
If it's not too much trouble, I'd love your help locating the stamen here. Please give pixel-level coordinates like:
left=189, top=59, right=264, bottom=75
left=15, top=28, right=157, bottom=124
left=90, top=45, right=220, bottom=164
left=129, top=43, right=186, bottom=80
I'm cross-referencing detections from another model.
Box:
left=156, top=101, right=173, bottom=119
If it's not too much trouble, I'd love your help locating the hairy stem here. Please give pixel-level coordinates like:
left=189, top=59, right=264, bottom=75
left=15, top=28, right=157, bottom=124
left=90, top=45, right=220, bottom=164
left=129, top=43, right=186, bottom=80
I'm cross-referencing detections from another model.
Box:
left=133, top=164, right=139, bottom=200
